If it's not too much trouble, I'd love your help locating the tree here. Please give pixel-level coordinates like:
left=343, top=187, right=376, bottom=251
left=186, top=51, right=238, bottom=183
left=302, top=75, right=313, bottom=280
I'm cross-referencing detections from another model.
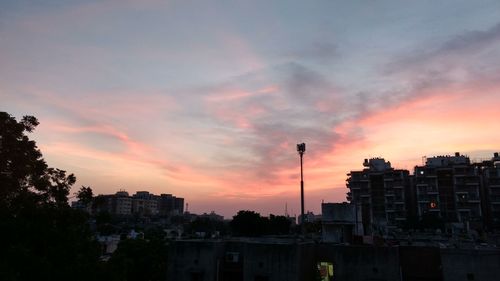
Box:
left=230, top=210, right=267, bottom=236
left=0, top=112, right=75, bottom=209
left=76, top=185, right=94, bottom=207
left=0, top=112, right=102, bottom=281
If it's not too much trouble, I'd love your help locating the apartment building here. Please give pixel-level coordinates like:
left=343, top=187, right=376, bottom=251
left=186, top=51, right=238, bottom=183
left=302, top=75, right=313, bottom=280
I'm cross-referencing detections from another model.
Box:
left=346, top=158, right=411, bottom=235
left=113, top=191, right=133, bottom=215
left=476, top=153, right=500, bottom=230
left=82, top=190, right=184, bottom=217
left=414, top=153, right=482, bottom=231
left=158, top=194, right=185, bottom=215
left=132, top=191, right=159, bottom=215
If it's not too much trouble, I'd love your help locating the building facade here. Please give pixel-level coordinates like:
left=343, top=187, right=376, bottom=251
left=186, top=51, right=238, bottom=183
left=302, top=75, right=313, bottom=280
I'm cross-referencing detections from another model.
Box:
left=347, top=152, right=500, bottom=234
left=132, top=191, right=159, bottom=215
left=78, top=190, right=184, bottom=217
left=346, top=158, right=411, bottom=234
left=321, top=203, right=361, bottom=243
left=477, top=153, right=500, bottom=230
left=168, top=239, right=500, bottom=281
left=158, top=194, right=185, bottom=215
left=414, top=153, right=482, bottom=231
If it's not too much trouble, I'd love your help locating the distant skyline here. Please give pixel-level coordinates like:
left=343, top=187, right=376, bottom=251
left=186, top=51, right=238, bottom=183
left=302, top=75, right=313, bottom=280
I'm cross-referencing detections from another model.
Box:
left=2, top=0, right=500, bottom=217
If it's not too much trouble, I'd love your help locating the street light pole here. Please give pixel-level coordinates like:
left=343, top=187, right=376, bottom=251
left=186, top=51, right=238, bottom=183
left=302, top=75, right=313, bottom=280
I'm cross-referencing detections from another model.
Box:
left=297, top=143, right=306, bottom=235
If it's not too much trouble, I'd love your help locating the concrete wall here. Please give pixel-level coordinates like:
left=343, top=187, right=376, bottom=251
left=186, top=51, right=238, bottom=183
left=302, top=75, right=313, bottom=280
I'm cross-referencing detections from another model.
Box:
left=168, top=240, right=223, bottom=281
left=317, top=245, right=401, bottom=281
left=167, top=240, right=500, bottom=281
left=167, top=239, right=317, bottom=281
left=242, top=242, right=312, bottom=281
left=441, top=249, right=500, bottom=281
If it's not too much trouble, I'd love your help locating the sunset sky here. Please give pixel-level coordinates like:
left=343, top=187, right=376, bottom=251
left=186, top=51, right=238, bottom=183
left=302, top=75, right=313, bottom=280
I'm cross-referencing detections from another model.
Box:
left=2, top=0, right=500, bottom=218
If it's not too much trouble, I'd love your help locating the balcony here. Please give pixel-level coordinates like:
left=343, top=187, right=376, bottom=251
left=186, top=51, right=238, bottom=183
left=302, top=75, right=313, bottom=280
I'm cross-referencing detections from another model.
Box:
left=466, top=182, right=479, bottom=186
left=427, top=187, right=439, bottom=194
left=418, top=198, right=430, bottom=203
left=489, top=195, right=500, bottom=202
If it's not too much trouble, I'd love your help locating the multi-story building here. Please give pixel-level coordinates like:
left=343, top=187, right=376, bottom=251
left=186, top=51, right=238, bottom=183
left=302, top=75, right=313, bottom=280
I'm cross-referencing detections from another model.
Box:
left=414, top=153, right=482, bottom=231
left=159, top=194, right=175, bottom=215
left=77, top=190, right=184, bottom=217
left=113, top=191, right=133, bottom=215
left=132, top=191, right=159, bottom=215
left=158, top=194, right=185, bottom=215
left=346, top=158, right=411, bottom=235
left=174, top=197, right=185, bottom=214
left=89, top=191, right=132, bottom=215
left=477, top=152, right=500, bottom=230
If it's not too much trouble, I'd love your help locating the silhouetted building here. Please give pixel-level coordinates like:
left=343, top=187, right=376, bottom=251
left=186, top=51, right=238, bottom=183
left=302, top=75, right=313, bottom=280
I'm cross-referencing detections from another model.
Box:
left=158, top=193, right=184, bottom=215
left=475, top=152, right=500, bottom=230
left=347, top=158, right=411, bottom=235
left=159, top=194, right=175, bottom=215
left=199, top=211, right=224, bottom=221
left=113, top=191, right=133, bottom=215
left=74, top=190, right=184, bottom=217
left=321, top=203, right=361, bottom=243
left=298, top=211, right=321, bottom=224
left=174, top=197, right=185, bottom=214
left=132, top=191, right=159, bottom=215
left=415, top=153, right=482, bottom=232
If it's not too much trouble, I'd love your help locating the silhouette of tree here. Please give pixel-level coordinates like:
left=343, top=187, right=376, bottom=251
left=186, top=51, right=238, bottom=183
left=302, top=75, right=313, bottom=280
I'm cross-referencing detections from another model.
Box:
left=0, top=112, right=76, bottom=209
left=76, top=185, right=94, bottom=207
left=230, top=211, right=293, bottom=236
left=0, top=112, right=101, bottom=281
left=231, top=210, right=267, bottom=236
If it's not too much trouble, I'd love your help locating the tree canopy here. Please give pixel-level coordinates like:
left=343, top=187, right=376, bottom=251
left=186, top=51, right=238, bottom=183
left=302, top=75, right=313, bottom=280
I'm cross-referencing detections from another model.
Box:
left=0, top=112, right=75, bottom=210
left=0, top=112, right=101, bottom=281
left=230, top=210, right=291, bottom=236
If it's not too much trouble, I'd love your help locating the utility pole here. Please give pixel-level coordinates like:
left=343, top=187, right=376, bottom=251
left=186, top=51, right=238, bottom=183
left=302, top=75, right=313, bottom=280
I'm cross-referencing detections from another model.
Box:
left=297, top=143, right=306, bottom=235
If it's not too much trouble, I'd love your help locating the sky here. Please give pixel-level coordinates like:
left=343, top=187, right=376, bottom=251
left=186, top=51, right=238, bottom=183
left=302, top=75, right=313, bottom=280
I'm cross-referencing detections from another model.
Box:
left=1, top=0, right=500, bottom=218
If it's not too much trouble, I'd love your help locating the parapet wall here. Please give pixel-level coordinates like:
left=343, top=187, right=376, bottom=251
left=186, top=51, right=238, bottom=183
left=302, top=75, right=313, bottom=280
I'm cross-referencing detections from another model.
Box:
left=167, top=240, right=500, bottom=281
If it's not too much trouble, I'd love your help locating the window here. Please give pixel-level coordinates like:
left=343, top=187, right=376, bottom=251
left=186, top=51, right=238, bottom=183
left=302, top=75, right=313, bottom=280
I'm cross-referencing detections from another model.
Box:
left=317, top=262, right=334, bottom=281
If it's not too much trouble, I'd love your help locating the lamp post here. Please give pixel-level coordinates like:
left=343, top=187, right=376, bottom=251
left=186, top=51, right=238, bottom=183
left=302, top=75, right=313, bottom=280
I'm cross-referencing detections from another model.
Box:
left=297, top=142, right=306, bottom=235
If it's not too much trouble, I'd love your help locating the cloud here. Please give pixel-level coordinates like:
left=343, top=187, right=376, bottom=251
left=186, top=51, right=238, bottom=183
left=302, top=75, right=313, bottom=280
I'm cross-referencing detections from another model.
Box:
left=194, top=62, right=347, bottom=191
left=385, top=22, right=500, bottom=91
left=286, top=41, right=338, bottom=62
